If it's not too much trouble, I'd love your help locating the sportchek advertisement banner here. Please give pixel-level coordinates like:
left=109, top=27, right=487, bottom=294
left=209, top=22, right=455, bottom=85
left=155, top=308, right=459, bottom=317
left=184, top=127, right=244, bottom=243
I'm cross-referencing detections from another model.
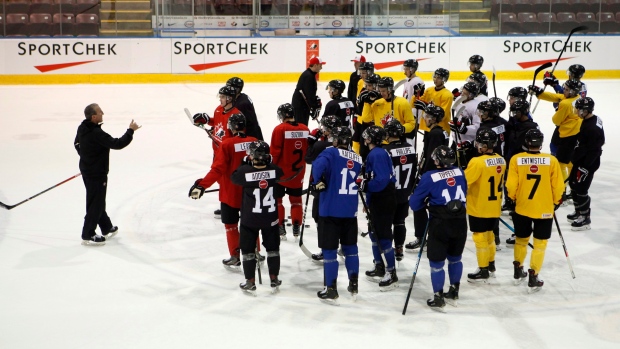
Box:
left=0, top=36, right=615, bottom=76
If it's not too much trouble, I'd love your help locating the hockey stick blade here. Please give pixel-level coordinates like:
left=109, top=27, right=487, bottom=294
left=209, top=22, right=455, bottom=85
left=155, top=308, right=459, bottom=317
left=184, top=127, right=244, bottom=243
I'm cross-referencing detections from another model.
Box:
left=0, top=173, right=82, bottom=210
left=528, top=62, right=553, bottom=105
left=298, top=187, right=314, bottom=258
left=499, top=217, right=534, bottom=249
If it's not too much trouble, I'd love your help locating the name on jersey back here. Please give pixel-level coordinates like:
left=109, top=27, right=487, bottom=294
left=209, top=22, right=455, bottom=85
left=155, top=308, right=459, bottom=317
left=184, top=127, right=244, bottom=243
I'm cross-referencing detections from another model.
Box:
left=245, top=170, right=277, bottom=181
left=517, top=157, right=550, bottom=165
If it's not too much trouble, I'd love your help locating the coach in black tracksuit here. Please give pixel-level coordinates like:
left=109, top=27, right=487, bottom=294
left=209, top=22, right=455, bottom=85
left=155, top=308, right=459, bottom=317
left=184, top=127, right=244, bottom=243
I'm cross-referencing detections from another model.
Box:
left=292, top=57, right=324, bottom=126
left=74, top=103, right=140, bottom=243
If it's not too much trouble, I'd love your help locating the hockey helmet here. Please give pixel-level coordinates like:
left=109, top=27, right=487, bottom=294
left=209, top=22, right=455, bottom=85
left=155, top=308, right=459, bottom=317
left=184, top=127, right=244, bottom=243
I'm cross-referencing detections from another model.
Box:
left=567, top=64, right=586, bottom=80
left=327, top=79, right=346, bottom=94
left=365, top=73, right=381, bottom=85
left=524, top=129, right=544, bottom=149
left=226, top=77, right=244, bottom=93
left=507, top=87, right=528, bottom=102
left=384, top=119, right=405, bottom=138
left=425, top=105, right=445, bottom=123
left=431, top=145, right=456, bottom=167
left=462, top=81, right=480, bottom=97
left=320, top=115, right=342, bottom=132
left=331, top=126, right=353, bottom=146
left=575, top=97, right=594, bottom=113
left=227, top=113, right=246, bottom=132
left=563, top=79, right=583, bottom=96
left=378, top=77, right=395, bottom=91
left=362, top=125, right=387, bottom=146
left=247, top=141, right=271, bottom=165
left=433, top=68, right=450, bottom=82
left=468, top=55, right=484, bottom=67
left=359, top=62, right=375, bottom=74
left=277, top=103, right=295, bottom=121
left=403, top=59, right=419, bottom=70
left=476, top=128, right=498, bottom=149
left=467, top=72, right=486, bottom=87
left=489, top=97, right=506, bottom=114
left=509, top=100, right=530, bottom=118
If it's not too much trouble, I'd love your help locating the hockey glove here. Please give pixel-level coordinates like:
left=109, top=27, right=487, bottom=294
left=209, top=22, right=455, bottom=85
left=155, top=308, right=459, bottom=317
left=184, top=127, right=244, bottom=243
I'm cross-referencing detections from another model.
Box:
left=414, top=100, right=428, bottom=111
left=450, top=119, right=470, bottom=134
left=528, top=85, right=543, bottom=96
left=189, top=179, right=206, bottom=199
left=575, top=166, right=589, bottom=183
left=311, top=181, right=327, bottom=193
left=361, top=90, right=380, bottom=105
left=355, top=176, right=368, bottom=192
left=193, top=113, right=211, bottom=126
left=452, top=88, right=461, bottom=100
left=413, top=83, right=425, bottom=96
left=543, top=72, right=559, bottom=86
left=315, top=96, right=322, bottom=109
left=458, top=141, right=473, bottom=150
left=554, top=199, right=562, bottom=211
left=308, top=128, right=323, bottom=145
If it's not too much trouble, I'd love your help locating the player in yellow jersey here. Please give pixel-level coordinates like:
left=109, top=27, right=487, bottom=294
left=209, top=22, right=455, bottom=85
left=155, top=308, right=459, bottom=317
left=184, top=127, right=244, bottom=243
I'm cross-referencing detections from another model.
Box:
left=464, top=129, right=506, bottom=284
left=528, top=79, right=583, bottom=184
left=414, top=68, right=453, bottom=134
left=506, top=129, right=564, bottom=293
left=358, top=77, right=416, bottom=137
left=352, top=72, right=381, bottom=160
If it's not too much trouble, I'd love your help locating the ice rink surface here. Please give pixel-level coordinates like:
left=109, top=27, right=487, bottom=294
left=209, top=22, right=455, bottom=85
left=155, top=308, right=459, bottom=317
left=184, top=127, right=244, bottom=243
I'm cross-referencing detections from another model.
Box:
left=1, top=80, right=619, bottom=348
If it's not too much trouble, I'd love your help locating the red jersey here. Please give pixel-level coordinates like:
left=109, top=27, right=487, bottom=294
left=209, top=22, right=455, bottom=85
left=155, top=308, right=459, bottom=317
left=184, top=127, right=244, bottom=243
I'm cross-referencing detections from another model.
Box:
left=270, top=121, right=309, bottom=189
left=198, top=134, right=257, bottom=208
left=208, top=106, right=241, bottom=152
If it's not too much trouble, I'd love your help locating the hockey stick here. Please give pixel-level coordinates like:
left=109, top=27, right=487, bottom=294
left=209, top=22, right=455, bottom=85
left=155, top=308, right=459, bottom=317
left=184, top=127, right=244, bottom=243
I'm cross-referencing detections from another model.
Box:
left=499, top=217, right=534, bottom=249
left=553, top=214, right=576, bottom=279
left=358, top=191, right=388, bottom=267
left=451, top=105, right=467, bottom=168
left=184, top=108, right=221, bottom=148
left=492, top=66, right=497, bottom=98
left=394, top=78, right=407, bottom=91
left=0, top=173, right=81, bottom=210
left=527, top=62, right=553, bottom=105
left=299, top=90, right=321, bottom=122
left=298, top=184, right=313, bottom=258
left=277, top=167, right=303, bottom=184
left=402, top=220, right=429, bottom=315
left=256, top=245, right=263, bottom=285
left=531, top=25, right=588, bottom=113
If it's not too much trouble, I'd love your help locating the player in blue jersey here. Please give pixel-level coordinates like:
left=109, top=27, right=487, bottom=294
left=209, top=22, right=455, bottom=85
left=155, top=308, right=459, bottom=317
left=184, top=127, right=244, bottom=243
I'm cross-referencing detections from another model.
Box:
left=358, top=125, right=399, bottom=291
left=311, top=126, right=363, bottom=304
left=383, top=119, right=417, bottom=262
left=409, top=145, right=468, bottom=311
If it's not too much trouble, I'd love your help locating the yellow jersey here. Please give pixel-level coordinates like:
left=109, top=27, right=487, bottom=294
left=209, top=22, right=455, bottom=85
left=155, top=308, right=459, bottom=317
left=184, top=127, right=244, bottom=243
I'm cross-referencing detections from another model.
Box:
left=418, top=86, right=453, bottom=134
left=358, top=96, right=416, bottom=133
left=538, top=92, right=582, bottom=138
left=464, top=153, right=506, bottom=218
left=506, top=152, right=564, bottom=219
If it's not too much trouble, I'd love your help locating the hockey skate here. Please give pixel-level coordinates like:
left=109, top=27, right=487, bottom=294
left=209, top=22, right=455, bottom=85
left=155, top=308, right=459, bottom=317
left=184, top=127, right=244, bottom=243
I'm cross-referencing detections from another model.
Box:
left=365, top=263, right=385, bottom=282
left=427, top=292, right=446, bottom=312
left=214, top=209, right=221, bottom=219
left=379, top=269, right=399, bottom=291
left=311, top=251, right=324, bottom=264
left=279, top=225, right=287, bottom=241
left=444, top=284, right=459, bottom=307
left=395, top=245, right=404, bottom=262
left=405, top=239, right=425, bottom=252
left=560, top=191, right=570, bottom=207
left=527, top=269, right=544, bottom=293
left=240, top=280, right=257, bottom=296
left=347, top=277, right=358, bottom=301
left=488, top=261, right=496, bottom=278
left=571, top=215, right=591, bottom=231
left=103, top=226, right=118, bottom=240
left=292, top=224, right=301, bottom=242
left=467, top=267, right=490, bottom=284
left=222, top=256, right=241, bottom=272
left=513, top=261, right=527, bottom=285
left=494, top=234, right=501, bottom=251
left=270, top=277, right=282, bottom=294
left=317, top=286, right=339, bottom=306
left=506, top=234, right=516, bottom=248
left=81, top=234, right=106, bottom=246
left=566, top=211, right=579, bottom=223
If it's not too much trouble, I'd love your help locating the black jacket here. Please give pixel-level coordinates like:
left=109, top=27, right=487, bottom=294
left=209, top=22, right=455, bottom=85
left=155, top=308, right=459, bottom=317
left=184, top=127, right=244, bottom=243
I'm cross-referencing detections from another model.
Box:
left=292, top=68, right=319, bottom=111
left=74, top=119, right=134, bottom=177
left=348, top=70, right=361, bottom=110
left=572, top=115, right=605, bottom=169
left=235, top=93, right=264, bottom=140
left=505, top=118, right=538, bottom=162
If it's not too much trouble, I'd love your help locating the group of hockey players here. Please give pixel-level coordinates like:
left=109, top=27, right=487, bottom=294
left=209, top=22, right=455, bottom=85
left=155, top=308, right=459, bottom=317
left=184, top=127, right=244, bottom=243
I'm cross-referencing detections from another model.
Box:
left=186, top=54, right=605, bottom=310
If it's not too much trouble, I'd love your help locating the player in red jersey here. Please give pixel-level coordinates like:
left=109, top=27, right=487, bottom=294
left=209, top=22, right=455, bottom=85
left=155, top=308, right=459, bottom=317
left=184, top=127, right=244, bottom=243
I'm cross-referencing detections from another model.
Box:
left=270, top=103, right=310, bottom=241
left=192, top=85, right=243, bottom=153
left=188, top=113, right=258, bottom=271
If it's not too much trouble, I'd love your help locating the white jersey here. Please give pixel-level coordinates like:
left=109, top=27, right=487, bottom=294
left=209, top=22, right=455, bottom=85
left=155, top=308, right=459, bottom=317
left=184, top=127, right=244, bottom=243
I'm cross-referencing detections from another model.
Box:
left=457, top=94, right=488, bottom=143
left=403, top=76, right=425, bottom=105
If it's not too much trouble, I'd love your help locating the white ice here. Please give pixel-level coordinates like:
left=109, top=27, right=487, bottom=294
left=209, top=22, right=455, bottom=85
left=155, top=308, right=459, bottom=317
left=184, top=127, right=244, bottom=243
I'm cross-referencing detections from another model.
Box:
left=1, top=80, right=619, bottom=349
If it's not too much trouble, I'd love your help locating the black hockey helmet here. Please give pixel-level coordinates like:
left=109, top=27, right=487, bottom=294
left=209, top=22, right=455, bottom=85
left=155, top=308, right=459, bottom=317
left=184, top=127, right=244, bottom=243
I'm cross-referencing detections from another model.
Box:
left=476, top=128, right=498, bottom=148
left=226, top=77, right=244, bottom=93
left=563, top=79, right=583, bottom=96
left=489, top=97, right=506, bottom=114
left=467, top=72, right=486, bottom=87
left=462, top=81, right=480, bottom=96
left=359, top=62, right=375, bottom=73
left=362, top=125, right=387, bottom=146
left=575, top=97, right=594, bottom=113
left=508, top=86, right=528, bottom=101
left=425, top=105, right=445, bottom=123
left=378, top=77, right=395, bottom=91
left=320, top=115, right=342, bottom=132
left=365, top=73, right=381, bottom=85
left=567, top=64, right=586, bottom=80
left=524, top=129, right=544, bottom=149
left=384, top=119, right=405, bottom=138
left=477, top=100, right=497, bottom=119
left=433, top=68, right=450, bottom=82
left=403, top=59, right=419, bottom=70
left=327, top=79, right=346, bottom=94
left=219, top=85, right=237, bottom=99
left=227, top=113, right=246, bottom=132
left=277, top=103, right=295, bottom=121
left=331, top=126, right=353, bottom=146
left=509, top=100, right=530, bottom=117
left=431, top=145, right=456, bottom=167
left=468, top=55, right=484, bottom=67
left=248, top=140, right=271, bottom=165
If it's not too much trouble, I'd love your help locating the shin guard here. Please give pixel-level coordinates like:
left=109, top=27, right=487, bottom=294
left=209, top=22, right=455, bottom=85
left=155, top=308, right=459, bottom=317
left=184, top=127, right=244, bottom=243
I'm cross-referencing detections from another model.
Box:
left=447, top=255, right=463, bottom=285
left=289, top=195, right=303, bottom=225
left=530, top=238, right=548, bottom=274
left=224, top=224, right=240, bottom=257
left=486, top=231, right=496, bottom=263
left=514, top=237, right=529, bottom=265
left=473, top=232, right=489, bottom=268
left=429, top=260, right=446, bottom=293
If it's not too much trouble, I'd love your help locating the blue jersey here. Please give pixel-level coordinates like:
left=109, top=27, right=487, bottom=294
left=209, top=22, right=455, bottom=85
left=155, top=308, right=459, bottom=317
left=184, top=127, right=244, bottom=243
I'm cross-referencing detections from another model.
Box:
left=312, top=147, right=363, bottom=218
left=409, top=166, right=467, bottom=211
left=365, top=146, right=396, bottom=193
